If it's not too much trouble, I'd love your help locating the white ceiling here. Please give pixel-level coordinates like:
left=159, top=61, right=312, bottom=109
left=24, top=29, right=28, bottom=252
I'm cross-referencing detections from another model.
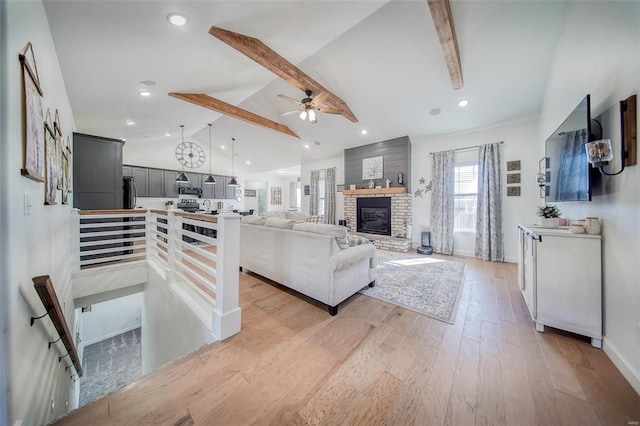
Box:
left=44, top=0, right=568, bottom=175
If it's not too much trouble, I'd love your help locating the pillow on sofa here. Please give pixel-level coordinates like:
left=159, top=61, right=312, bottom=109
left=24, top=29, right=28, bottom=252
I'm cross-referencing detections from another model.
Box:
left=293, top=223, right=349, bottom=249
left=285, top=211, right=308, bottom=222
left=348, top=235, right=372, bottom=247
left=306, top=215, right=325, bottom=224
left=263, top=211, right=287, bottom=219
left=241, top=215, right=267, bottom=226
left=265, top=217, right=298, bottom=229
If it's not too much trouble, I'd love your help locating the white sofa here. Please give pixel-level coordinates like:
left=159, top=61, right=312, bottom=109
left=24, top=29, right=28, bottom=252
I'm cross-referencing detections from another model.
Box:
left=239, top=217, right=377, bottom=315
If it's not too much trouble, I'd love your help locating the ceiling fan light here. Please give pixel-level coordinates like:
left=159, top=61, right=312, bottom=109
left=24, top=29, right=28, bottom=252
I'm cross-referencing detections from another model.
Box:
left=299, top=110, right=307, bottom=120
left=308, top=110, right=316, bottom=122
left=176, top=171, right=189, bottom=183
left=228, top=176, right=239, bottom=186
left=204, top=174, right=216, bottom=184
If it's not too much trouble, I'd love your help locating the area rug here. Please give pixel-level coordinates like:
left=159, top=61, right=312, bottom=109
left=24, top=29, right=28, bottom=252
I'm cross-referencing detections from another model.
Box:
left=359, top=250, right=466, bottom=324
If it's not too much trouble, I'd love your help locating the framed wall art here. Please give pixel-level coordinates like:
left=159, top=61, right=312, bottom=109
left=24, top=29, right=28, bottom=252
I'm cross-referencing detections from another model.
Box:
left=271, top=186, right=282, bottom=205
left=44, top=111, right=57, bottom=205
left=506, top=173, right=521, bottom=184
left=506, top=160, right=521, bottom=172
left=336, top=184, right=344, bottom=192
left=507, top=186, right=521, bottom=197
left=304, top=185, right=309, bottom=196
left=54, top=110, right=64, bottom=189
left=19, top=42, right=45, bottom=182
left=362, top=156, right=383, bottom=180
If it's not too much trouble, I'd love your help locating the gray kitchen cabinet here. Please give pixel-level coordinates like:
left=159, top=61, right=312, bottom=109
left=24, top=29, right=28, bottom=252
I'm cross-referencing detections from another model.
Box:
left=214, top=175, right=226, bottom=199
left=202, top=175, right=216, bottom=198
left=185, top=172, right=202, bottom=189
left=123, top=166, right=132, bottom=177
left=163, top=170, right=180, bottom=198
left=148, top=169, right=164, bottom=197
left=73, top=132, right=124, bottom=209
left=132, top=167, right=148, bottom=197
left=225, top=177, right=237, bottom=199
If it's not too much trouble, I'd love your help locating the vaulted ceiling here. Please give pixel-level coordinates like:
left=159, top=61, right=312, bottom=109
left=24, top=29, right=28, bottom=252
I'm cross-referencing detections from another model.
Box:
left=44, top=0, right=568, bottom=175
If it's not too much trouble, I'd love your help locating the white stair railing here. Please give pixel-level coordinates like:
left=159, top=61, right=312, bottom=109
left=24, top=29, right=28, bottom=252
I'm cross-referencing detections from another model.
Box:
left=72, top=209, right=241, bottom=340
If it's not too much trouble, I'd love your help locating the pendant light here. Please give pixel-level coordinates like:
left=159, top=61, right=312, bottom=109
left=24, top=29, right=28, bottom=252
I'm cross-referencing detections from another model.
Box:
left=204, top=123, right=216, bottom=185
left=227, top=137, right=239, bottom=187
left=175, top=125, right=189, bottom=183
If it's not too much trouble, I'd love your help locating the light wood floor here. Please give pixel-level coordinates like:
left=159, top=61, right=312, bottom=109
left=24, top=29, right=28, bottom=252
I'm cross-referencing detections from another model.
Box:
left=55, top=253, right=639, bottom=425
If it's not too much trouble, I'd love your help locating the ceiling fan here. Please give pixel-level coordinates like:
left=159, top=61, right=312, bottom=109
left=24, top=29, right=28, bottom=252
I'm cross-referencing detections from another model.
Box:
left=278, top=90, right=343, bottom=124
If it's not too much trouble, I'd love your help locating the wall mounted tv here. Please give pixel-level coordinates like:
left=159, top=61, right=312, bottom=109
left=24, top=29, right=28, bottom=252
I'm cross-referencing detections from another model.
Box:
left=544, top=95, right=593, bottom=202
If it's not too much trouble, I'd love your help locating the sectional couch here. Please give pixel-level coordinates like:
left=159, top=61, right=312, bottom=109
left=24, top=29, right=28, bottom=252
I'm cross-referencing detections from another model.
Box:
left=239, top=216, right=377, bottom=315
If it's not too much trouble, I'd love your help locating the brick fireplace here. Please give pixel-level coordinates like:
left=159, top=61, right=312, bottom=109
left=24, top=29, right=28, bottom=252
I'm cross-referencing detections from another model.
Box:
left=343, top=188, right=412, bottom=252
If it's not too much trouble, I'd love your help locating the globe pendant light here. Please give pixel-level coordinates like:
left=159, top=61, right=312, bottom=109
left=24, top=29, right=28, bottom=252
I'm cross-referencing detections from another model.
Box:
left=228, top=137, right=239, bottom=187
left=204, top=123, right=216, bottom=185
left=175, top=125, right=190, bottom=183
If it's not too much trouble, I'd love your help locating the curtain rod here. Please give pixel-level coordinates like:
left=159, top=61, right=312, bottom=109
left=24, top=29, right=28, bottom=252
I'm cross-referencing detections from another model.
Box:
left=429, top=140, right=504, bottom=155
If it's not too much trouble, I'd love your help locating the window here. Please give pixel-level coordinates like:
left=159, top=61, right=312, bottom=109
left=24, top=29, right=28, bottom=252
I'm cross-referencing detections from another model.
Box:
left=318, top=177, right=326, bottom=215
left=454, top=163, right=478, bottom=232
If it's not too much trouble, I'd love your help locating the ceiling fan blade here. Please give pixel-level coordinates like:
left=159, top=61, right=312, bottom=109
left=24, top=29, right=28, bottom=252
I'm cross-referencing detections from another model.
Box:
left=279, top=110, right=301, bottom=116
left=315, top=107, right=344, bottom=115
left=278, top=94, right=303, bottom=106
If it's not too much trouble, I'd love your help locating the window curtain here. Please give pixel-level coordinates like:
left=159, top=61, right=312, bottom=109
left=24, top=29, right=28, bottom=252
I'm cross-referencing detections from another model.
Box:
left=430, top=150, right=455, bottom=255
left=475, top=142, right=504, bottom=261
left=309, top=169, right=321, bottom=215
left=325, top=167, right=336, bottom=224
left=289, top=181, right=297, bottom=209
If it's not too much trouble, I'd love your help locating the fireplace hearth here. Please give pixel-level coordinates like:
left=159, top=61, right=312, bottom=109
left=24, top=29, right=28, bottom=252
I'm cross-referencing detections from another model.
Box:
left=357, top=197, right=391, bottom=236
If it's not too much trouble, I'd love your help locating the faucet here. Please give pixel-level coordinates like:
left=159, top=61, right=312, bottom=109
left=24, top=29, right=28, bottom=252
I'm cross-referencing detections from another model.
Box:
left=203, top=199, right=211, bottom=212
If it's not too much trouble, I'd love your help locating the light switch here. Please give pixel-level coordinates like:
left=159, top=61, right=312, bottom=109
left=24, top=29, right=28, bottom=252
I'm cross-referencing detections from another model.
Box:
left=23, top=194, right=33, bottom=216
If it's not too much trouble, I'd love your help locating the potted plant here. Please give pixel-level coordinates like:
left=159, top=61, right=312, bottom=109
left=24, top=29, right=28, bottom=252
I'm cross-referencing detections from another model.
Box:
left=537, top=204, right=561, bottom=227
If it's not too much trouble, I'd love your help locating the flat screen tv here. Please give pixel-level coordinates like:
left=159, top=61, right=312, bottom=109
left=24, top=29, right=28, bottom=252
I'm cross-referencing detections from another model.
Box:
left=544, top=95, right=592, bottom=202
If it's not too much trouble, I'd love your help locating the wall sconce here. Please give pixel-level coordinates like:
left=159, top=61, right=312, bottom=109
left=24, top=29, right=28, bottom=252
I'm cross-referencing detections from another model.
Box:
left=536, top=157, right=548, bottom=198
left=586, top=95, right=637, bottom=176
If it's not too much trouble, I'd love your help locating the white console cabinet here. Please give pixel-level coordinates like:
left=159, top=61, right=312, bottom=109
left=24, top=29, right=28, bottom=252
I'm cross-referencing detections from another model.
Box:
left=517, top=224, right=602, bottom=348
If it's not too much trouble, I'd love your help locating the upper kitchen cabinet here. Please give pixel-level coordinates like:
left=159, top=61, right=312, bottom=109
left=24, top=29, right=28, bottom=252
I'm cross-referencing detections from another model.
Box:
left=148, top=168, right=164, bottom=197
left=185, top=172, right=202, bottom=189
left=131, top=167, right=149, bottom=197
left=214, top=175, right=227, bottom=199
left=73, top=133, right=124, bottom=209
left=225, top=177, right=237, bottom=199
left=163, top=170, right=180, bottom=198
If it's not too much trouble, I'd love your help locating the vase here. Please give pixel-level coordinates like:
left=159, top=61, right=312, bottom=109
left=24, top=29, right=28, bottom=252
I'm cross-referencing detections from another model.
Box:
left=583, top=217, right=601, bottom=235
left=540, top=218, right=558, bottom=228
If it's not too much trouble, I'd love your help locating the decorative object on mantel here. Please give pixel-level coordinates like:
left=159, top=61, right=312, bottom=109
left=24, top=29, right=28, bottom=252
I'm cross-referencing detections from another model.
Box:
left=349, top=184, right=356, bottom=190
left=506, top=160, right=521, bottom=171
left=413, top=177, right=433, bottom=198
left=20, top=42, right=45, bottom=182
left=385, top=178, right=391, bottom=188
left=398, top=172, right=404, bottom=185
left=368, top=179, right=375, bottom=189
left=583, top=217, right=601, bottom=235
left=537, top=204, right=561, bottom=227
left=362, top=156, right=383, bottom=180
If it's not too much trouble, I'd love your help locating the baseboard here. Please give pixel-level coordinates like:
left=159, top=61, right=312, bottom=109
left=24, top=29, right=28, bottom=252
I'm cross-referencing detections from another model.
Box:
left=504, top=256, right=518, bottom=263
left=603, top=337, right=640, bottom=395
left=453, top=249, right=474, bottom=258
left=84, top=324, right=141, bottom=346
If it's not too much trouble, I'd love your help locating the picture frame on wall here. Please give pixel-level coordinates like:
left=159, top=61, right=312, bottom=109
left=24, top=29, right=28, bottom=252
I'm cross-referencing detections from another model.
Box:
left=44, top=113, right=57, bottom=205
left=506, top=173, right=521, bottom=184
left=362, top=156, right=383, bottom=180
left=271, top=186, right=282, bottom=205
left=54, top=110, right=64, bottom=190
left=304, top=185, right=310, bottom=196
left=336, top=184, right=344, bottom=192
left=19, top=43, right=45, bottom=182
left=506, top=160, right=521, bottom=172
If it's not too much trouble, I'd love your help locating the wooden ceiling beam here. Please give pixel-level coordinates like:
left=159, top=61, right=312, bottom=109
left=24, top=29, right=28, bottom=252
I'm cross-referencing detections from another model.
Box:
left=427, top=0, right=463, bottom=90
left=209, top=26, right=358, bottom=123
left=169, top=92, right=299, bottom=139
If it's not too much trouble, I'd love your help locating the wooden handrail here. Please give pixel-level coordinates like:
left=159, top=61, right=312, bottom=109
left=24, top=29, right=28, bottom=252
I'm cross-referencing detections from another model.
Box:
left=32, top=275, right=83, bottom=377
left=173, top=211, right=219, bottom=224
left=78, top=209, right=146, bottom=215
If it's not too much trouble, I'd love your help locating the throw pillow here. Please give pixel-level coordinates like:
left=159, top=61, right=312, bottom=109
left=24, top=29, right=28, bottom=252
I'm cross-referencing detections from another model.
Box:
left=348, top=235, right=372, bottom=247
left=241, top=215, right=267, bottom=226
left=264, top=217, right=298, bottom=229
left=306, top=215, right=325, bottom=224
left=285, top=211, right=308, bottom=222
left=292, top=223, right=349, bottom=250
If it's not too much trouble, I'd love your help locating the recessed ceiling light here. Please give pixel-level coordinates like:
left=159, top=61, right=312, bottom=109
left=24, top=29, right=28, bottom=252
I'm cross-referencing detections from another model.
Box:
left=168, top=13, right=188, bottom=26
left=430, top=107, right=442, bottom=116
left=246, top=160, right=251, bottom=165
left=304, top=144, right=310, bottom=149
left=125, top=120, right=135, bottom=126
left=457, top=99, right=469, bottom=108
left=360, top=129, right=368, bottom=135
left=277, top=169, right=285, bottom=174
left=220, top=145, right=225, bottom=150
left=165, top=132, right=170, bottom=137
left=140, top=80, right=156, bottom=86
left=138, top=90, right=151, bottom=97
left=314, top=141, right=321, bottom=146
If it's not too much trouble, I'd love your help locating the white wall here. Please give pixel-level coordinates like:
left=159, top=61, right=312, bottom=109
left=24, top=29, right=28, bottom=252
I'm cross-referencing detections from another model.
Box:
left=410, top=118, right=541, bottom=262
left=4, top=1, right=78, bottom=423
left=80, top=293, right=143, bottom=346
left=141, top=266, right=216, bottom=374
left=1, top=2, right=9, bottom=423
left=301, top=155, right=345, bottom=221
left=538, top=1, right=640, bottom=393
